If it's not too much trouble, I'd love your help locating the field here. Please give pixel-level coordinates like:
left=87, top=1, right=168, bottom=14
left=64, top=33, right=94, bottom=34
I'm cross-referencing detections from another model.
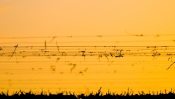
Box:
left=1, top=88, right=175, bottom=99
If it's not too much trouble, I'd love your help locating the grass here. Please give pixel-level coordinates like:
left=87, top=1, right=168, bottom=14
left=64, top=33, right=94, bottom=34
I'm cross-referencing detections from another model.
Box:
left=0, top=90, right=175, bottom=99
left=1, top=88, right=175, bottom=99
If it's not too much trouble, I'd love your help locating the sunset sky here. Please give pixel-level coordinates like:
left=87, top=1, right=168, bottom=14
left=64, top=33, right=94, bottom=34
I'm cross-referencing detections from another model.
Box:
left=1, top=0, right=175, bottom=37
left=1, top=0, right=175, bottom=95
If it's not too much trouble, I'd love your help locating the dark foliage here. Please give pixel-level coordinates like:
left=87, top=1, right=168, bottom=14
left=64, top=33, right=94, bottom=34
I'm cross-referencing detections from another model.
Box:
left=1, top=89, right=175, bottom=99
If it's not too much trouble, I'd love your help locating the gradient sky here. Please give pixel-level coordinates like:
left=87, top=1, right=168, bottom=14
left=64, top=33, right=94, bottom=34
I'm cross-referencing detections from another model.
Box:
left=1, top=0, right=175, bottom=94
left=1, top=0, right=175, bottom=37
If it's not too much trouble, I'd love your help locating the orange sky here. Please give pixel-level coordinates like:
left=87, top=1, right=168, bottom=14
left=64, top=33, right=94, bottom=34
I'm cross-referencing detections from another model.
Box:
left=1, top=0, right=175, bottom=37
left=1, top=0, right=175, bottom=95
